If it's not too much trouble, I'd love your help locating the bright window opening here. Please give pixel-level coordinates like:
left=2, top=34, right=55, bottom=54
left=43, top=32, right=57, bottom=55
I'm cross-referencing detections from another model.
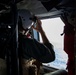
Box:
left=39, top=17, right=68, bottom=69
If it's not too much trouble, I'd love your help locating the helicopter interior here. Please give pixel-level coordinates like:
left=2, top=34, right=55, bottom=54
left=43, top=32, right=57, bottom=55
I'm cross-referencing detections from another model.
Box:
left=0, top=0, right=76, bottom=75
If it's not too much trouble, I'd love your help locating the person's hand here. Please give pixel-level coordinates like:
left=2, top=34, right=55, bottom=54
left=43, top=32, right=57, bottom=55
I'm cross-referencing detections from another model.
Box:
left=31, top=17, right=43, bottom=33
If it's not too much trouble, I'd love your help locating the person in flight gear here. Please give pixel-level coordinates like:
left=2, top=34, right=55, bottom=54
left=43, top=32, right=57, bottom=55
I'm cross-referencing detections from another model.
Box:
left=18, top=9, right=55, bottom=63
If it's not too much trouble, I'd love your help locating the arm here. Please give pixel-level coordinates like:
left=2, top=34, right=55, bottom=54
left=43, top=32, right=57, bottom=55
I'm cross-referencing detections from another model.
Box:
left=31, top=17, right=55, bottom=62
left=31, top=17, right=49, bottom=44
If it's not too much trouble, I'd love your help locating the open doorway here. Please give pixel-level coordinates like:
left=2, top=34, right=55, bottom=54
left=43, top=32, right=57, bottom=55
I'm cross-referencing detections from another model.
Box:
left=39, top=17, right=68, bottom=69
